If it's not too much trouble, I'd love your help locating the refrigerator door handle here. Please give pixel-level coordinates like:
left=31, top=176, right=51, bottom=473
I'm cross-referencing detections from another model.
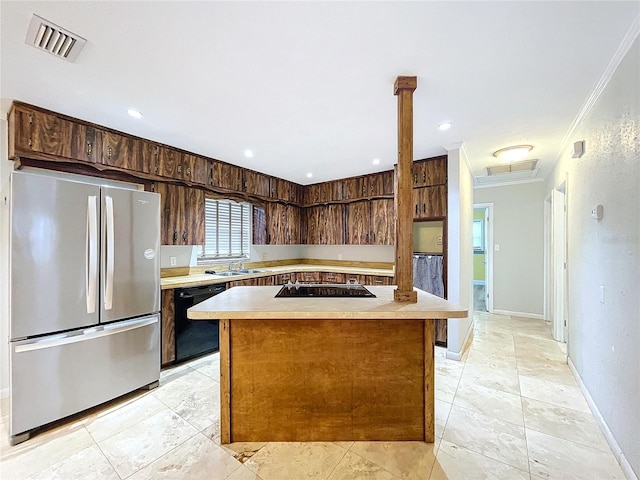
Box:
left=14, top=316, right=158, bottom=353
left=104, top=195, right=115, bottom=310
left=86, top=195, right=98, bottom=314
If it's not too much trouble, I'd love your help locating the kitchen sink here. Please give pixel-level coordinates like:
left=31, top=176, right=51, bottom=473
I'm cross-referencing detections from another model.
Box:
left=237, top=269, right=266, bottom=274
left=211, top=271, right=243, bottom=276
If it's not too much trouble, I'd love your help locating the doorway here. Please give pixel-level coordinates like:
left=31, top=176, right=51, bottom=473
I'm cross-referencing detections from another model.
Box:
left=472, top=203, right=493, bottom=312
left=546, top=181, right=568, bottom=344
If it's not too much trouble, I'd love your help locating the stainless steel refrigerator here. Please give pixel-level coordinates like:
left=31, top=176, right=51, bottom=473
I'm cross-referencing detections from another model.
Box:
left=9, top=170, right=161, bottom=445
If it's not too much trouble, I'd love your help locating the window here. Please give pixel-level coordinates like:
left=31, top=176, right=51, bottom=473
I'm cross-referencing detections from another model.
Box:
left=203, top=198, right=251, bottom=258
left=473, top=219, right=484, bottom=252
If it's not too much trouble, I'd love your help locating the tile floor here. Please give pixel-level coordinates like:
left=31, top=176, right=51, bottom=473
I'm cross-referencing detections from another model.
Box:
left=0, top=312, right=628, bottom=479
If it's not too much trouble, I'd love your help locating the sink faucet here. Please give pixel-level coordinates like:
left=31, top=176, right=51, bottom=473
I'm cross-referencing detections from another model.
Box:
left=229, top=260, right=243, bottom=271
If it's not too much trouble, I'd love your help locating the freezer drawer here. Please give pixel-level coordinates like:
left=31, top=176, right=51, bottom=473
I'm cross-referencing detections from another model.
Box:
left=10, top=315, right=160, bottom=438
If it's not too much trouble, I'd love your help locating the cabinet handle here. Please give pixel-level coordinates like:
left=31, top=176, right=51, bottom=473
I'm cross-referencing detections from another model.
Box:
left=107, top=146, right=113, bottom=159
left=186, top=167, right=191, bottom=177
left=414, top=174, right=418, bottom=184
left=28, top=138, right=32, bottom=147
left=177, top=165, right=182, bottom=174
left=86, top=142, right=93, bottom=156
left=423, top=203, right=426, bottom=213
left=423, top=172, right=427, bottom=183
left=154, top=164, right=159, bottom=174
left=183, top=230, right=188, bottom=243
left=28, top=114, right=33, bottom=125
left=415, top=204, right=418, bottom=215
left=173, top=229, right=178, bottom=243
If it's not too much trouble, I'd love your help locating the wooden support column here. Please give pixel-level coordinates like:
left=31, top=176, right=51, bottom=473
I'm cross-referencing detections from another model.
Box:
left=394, top=76, right=418, bottom=303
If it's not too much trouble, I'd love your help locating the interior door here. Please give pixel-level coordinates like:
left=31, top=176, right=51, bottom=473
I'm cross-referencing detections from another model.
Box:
left=10, top=171, right=100, bottom=339
left=101, top=187, right=160, bottom=323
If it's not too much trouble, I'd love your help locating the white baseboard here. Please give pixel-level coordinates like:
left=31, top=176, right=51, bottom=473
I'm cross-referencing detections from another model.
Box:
left=446, top=320, right=474, bottom=361
left=493, top=309, right=545, bottom=320
left=568, top=358, right=638, bottom=480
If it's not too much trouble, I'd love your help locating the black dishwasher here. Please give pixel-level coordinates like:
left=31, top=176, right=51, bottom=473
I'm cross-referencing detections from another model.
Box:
left=174, top=284, right=226, bottom=363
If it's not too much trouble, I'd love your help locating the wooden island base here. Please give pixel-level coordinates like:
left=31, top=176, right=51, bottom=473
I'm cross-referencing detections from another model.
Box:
left=220, top=317, right=435, bottom=444
left=188, top=285, right=467, bottom=444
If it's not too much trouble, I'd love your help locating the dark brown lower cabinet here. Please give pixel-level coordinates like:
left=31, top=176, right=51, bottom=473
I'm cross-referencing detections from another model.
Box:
left=161, top=289, right=175, bottom=366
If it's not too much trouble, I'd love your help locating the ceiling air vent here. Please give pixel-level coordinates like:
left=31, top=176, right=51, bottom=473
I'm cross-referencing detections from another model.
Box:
left=486, top=159, right=538, bottom=176
left=25, top=14, right=86, bottom=62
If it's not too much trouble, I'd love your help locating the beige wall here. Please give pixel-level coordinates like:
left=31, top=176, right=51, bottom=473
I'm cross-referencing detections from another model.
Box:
left=474, top=181, right=546, bottom=317
left=546, top=36, right=639, bottom=478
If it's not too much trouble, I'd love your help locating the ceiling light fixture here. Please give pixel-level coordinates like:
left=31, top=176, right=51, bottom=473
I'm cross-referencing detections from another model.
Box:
left=372, top=158, right=380, bottom=165
left=438, top=122, right=452, bottom=131
left=492, top=144, right=533, bottom=163
left=244, top=149, right=254, bottom=158
left=306, top=173, right=313, bottom=178
left=127, top=108, right=143, bottom=119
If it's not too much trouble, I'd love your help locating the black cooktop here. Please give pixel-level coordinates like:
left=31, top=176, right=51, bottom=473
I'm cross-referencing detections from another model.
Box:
left=275, top=282, right=376, bottom=298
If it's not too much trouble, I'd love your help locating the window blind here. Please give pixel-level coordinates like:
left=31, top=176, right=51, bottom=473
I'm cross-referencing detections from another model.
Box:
left=203, top=198, right=250, bottom=258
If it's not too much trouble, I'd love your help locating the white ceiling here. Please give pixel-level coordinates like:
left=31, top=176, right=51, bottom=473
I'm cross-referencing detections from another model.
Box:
left=1, top=1, right=638, bottom=186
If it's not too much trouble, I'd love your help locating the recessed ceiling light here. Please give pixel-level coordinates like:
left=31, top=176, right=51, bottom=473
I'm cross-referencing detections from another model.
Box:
left=492, top=145, right=533, bottom=163
left=438, top=122, right=452, bottom=131
left=127, top=108, right=142, bottom=119
left=244, top=149, right=254, bottom=158
left=306, top=173, right=313, bottom=178
left=372, top=158, right=380, bottom=165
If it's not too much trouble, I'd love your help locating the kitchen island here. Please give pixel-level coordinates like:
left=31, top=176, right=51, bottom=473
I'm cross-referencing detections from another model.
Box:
left=188, top=285, right=467, bottom=444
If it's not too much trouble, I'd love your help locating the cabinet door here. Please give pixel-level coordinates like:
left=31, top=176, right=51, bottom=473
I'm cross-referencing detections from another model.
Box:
left=186, top=187, right=205, bottom=246
left=177, top=154, right=203, bottom=185
left=102, top=130, right=136, bottom=170
left=245, top=171, right=271, bottom=197
left=320, top=272, right=345, bottom=284
left=328, top=180, right=344, bottom=201
left=214, top=162, right=243, bottom=191
left=299, top=271, right=321, bottom=284
left=28, top=109, right=75, bottom=159
left=425, top=156, right=447, bottom=186
left=252, top=206, right=267, bottom=245
left=289, top=183, right=303, bottom=204
left=275, top=178, right=295, bottom=202
left=371, top=199, right=395, bottom=245
left=413, top=186, right=447, bottom=219
left=158, top=147, right=181, bottom=178
left=346, top=201, right=370, bottom=245
left=412, top=161, right=427, bottom=188
left=154, top=183, right=180, bottom=244
left=135, top=139, right=159, bottom=175
left=161, top=289, right=175, bottom=365
left=343, top=176, right=368, bottom=200
left=366, top=275, right=393, bottom=286
left=70, top=123, right=101, bottom=163
left=369, top=171, right=394, bottom=196
left=286, top=205, right=302, bottom=244
left=324, top=205, right=345, bottom=244
left=305, top=184, right=320, bottom=205
left=266, top=203, right=299, bottom=244
left=304, top=206, right=322, bottom=243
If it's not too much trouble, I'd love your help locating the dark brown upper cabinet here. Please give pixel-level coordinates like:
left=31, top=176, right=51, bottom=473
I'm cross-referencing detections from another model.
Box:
left=213, top=161, right=243, bottom=191
left=343, top=176, right=368, bottom=201
left=244, top=170, right=271, bottom=197
left=102, top=130, right=137, bottom=170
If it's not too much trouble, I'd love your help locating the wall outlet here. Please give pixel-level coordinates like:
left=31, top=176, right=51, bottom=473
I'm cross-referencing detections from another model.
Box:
left=170, top=256, right=177, bottom=266
left=261, top=252, right=268, bottom=261
left=338, top=254, right=343, bottom=260
left=600, top=285, right=605, bottom=304
left=437, top=236, right=443, bottom=245
left=494, top=244, right=500, bottom=252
